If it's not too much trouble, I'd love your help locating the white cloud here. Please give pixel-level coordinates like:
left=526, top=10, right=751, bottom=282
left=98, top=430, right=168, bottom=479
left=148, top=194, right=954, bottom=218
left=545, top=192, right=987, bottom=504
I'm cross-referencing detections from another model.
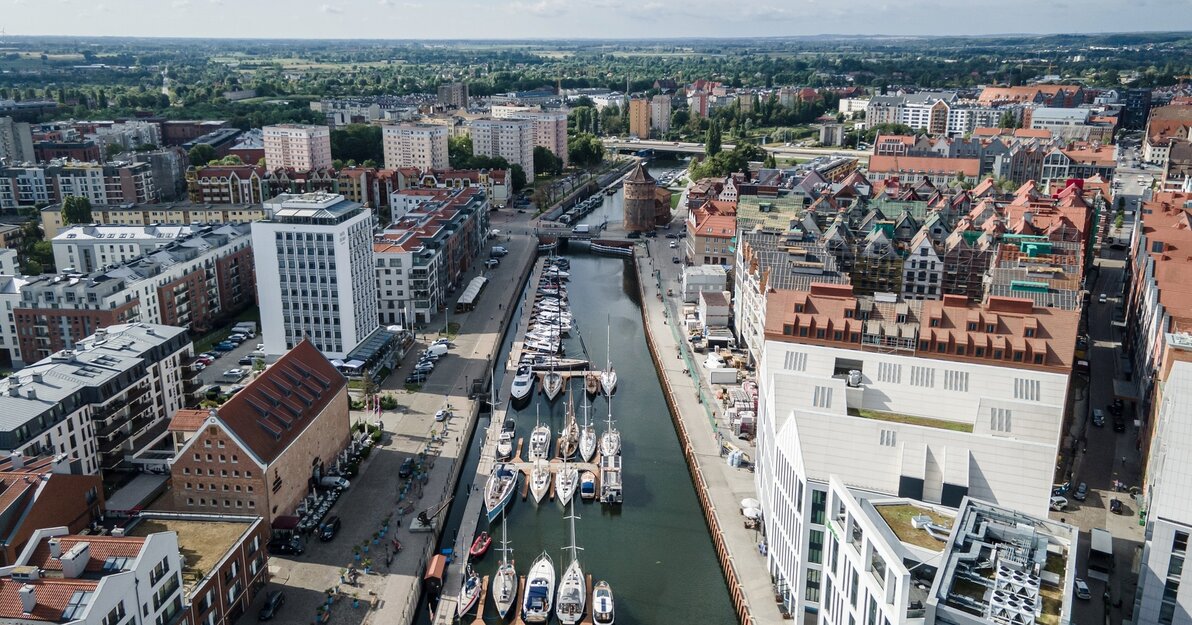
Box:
left=320, top=3, right=343, bottom=13
left=509, top=0, right=567, bottom=17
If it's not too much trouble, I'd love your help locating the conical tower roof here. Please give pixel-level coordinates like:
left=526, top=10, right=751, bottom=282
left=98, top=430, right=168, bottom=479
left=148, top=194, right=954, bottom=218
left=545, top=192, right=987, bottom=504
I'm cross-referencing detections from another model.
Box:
left=625, top=161, right=654, bottom=184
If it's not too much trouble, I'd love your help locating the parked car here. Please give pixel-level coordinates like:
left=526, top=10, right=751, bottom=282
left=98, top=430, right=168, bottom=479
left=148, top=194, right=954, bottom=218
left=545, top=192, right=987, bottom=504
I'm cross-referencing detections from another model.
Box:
left=432, top=338, right=451, bottom=347
left=485, top=258, right=500, bottom=268
left=645, top=230, right=657, bottom=238
left=320, top=476, right=349, bottom=489
left=214, top=342, right=236, bottom=352
left=1074, top=579, right=1091, bottom=600
left=405, top=372, right=428, bottom=385
left=671, top=256, right=681, bottom=264
left=1049, top=496, right=1068, bottom=511
left=435, top=409, right=451, bottom=422
left=1109, top=398, right=1124, bottom=416
left=239, top=356, right=254, bottom=366
left=318, top=516, right=342, bottom=542
left=1110, top=498, right=1124, bottom=514
left=223, top=368, right=246, bottom=380
left=398, top=458, right=416, bottom=478
left=1092, top=409, right=1106, bottom=427
left=669, top=241, right=678, bottom=249
left=1073, top=482, right=1088, bottom=501
left=414, top=362, right=435, bottom=374
left=196, top=356, right=214, bottom=366
left=626, top=231, right=641, bottom=239
left=259, top=590, right=286, bottom=621
left=1113, top=416, right=1126, bottom=433
left=665, top=233, right=679, bottom=239
left=1098, top=293, right=1108, bottom=304
left=227, top=333, right=246, bottom=343
left=267, top=538, right=304, bottom=556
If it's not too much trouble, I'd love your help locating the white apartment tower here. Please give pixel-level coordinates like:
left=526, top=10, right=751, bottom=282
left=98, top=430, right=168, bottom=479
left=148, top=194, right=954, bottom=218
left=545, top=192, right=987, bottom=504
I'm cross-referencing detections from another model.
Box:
left=262, top=124, right=333, bottom=171
left=468, top=118, right=536, bottom=179
left=253, top=193, right=379, bottom=359
left=382, top=123, right=450, bottom=170
left=651, top=94, right=672, bottom=134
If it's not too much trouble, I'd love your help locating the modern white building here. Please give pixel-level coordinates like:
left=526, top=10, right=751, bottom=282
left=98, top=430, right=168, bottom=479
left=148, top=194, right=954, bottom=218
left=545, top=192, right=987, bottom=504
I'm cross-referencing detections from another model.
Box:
left=468, top=118, right=536, bottom=179
left=0, top=116, right=35, bottom=164
left=262, top=124, right=333, bottom=171
left=52, top=224, right=198, bottom=273
left=253, top=193, right=378, bottom=359
left=382, top=123, right=449, bottom=170
left=1135, top=353, right=1192, bottom=625
left=489, top=108, right=569, bottom=166
left=651, top=94, right=672, bottom=134
left=0, top=525, right=186, bottom=625
left=755, top=289, right=1074, bottom=620
left=86, top=120, right=161, bottom=153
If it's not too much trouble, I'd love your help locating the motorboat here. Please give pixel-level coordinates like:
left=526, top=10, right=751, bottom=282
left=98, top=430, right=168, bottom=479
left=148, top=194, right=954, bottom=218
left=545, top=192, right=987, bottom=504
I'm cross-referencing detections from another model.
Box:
left=542, top=371, right=564, bottom=401
left=530, top=460, right=551, bottom=503
left=579, top=395, right=597, bottom=463
left=556, top=501, right=585, bottom=624
left=529, top=414, right=551, bottom=461
left=580, top=471, right=597, bottom=500
left=496, top=430, right=515, bottom=461
left=493, top=516, right=517, bottom=619
left=470, top=531, right=492, bottom=558
left=457, top=563, right=481, bottom=618
left=584, top=372, right=600, bottom=395
left=510, top=365, right=534, bottom=402
left=525, top=357, right=589, bottom=371
left=555, top=461, right=579, bottom=507
left=592, top=581, right=615, bottom=624
left=485, top=463, right=519, bottom=523
left=522, top=552, right=556, bottom=623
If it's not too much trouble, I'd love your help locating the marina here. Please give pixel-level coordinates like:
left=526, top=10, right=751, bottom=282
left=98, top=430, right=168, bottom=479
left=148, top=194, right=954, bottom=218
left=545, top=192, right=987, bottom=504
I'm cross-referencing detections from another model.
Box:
left=423, top=248, right=734, bottom=625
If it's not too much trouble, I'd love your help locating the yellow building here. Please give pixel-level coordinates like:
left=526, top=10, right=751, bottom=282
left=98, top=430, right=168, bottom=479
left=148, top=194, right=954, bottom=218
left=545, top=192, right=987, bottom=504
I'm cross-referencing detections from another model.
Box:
left=41, top=201, right=268, bottom=238
left=629, top=98, right=651, bottom=139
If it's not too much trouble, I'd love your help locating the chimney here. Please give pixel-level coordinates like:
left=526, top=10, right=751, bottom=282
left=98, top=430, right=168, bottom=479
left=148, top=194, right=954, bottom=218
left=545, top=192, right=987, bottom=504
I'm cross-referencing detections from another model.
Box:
left=19, top=584, right=35, bottom=614
left=9, top=451, right=23, bottom=470
left=48, top=538, right=61, bottom=559
left=7, top=384, right=19, bottom=397
left=30, top=373, right=42, bottom=384
left=24, top=388, right=36, bottom=401
left=60, top=542, right=90, bottom=579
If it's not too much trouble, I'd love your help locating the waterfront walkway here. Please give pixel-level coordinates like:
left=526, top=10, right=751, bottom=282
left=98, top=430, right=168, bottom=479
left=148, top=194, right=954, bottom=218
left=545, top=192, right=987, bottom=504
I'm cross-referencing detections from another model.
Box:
left=632, top=246, right=784, bottom=625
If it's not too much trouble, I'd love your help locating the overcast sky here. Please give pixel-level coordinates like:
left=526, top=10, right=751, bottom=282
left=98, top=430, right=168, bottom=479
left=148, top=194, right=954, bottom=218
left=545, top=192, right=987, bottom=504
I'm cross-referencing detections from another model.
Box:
left=4, top=0, right=1192, bottom=39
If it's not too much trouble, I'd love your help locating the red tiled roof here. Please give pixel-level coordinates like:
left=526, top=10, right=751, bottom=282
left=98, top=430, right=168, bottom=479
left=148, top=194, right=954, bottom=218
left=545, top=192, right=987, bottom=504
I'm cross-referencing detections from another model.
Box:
left=169, top=409, right=211, bottom=433
left=26, top=535, right=146, bottom=572
left=0, top=578, right=99, bottom=621
left=215, top=340, right=346, bottom=465
left=868, top=155, right=980, bottom=177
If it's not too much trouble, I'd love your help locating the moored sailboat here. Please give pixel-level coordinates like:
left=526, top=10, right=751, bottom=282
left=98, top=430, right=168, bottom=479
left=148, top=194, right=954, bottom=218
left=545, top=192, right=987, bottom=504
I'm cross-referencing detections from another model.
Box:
left=457, top=564, right=481, bottom=618
left=484, top=463, right=519, bottom=523
left=493, top=515, right=517, bottom=619
left=529, top=408, right=551, bottom=462
left=579, top=393, right=597, bottom=463
left=600, top=395, right=621, bottom=458
left=555, top=460, right=579, bottom=507
left=530, top=460, right=551, bottom=504
left=556, top=501, right=585, bottom=624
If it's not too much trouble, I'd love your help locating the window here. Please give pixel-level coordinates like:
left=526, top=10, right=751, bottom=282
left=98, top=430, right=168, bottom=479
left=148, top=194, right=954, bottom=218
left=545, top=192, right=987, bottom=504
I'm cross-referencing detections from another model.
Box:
left=943, top=370, right=969, bottom=392
left=879, top=429, right=897, bottom=447
left=1014, top=378, right=1041, bottom=401
left=876, top=362, right=901, bottom=384
left=808, top=530, right=824, bottom=564
left=813, top=386, right=833, bottom=409
left=910, top=366, right=935, bottom=388
left=990, top=408, right=1012, bottom=433
left=783, top=351, right=807, bottom=372
left=811, top=490, right=827, bottom=525
left=806, top=568, right=822, bottom=603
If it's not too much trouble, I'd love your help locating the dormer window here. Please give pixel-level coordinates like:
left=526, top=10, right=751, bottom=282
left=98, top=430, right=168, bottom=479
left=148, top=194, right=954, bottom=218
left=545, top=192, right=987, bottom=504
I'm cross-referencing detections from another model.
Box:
left=967, top=322, right=977, bottom=331
left=986, top=324, right=995, bottom=333
left=1024, top=328, right=1035, bottom=337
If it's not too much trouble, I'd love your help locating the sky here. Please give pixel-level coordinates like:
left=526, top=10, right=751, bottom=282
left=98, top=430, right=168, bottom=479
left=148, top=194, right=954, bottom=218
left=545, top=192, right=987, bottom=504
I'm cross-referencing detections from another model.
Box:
left=4, top=0, right=1192, bottom=39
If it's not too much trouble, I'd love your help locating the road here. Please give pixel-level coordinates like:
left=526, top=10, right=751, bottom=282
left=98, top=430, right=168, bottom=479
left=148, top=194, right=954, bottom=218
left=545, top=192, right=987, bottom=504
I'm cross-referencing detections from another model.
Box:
left=604, top=139, right=870, bottom=162
left=1059, top=151, right=1153, bottom=625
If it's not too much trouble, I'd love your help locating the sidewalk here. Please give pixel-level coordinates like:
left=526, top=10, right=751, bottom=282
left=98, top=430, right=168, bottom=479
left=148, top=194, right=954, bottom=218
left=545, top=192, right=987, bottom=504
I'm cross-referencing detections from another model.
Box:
left=632, top=248, right=783, bottom=625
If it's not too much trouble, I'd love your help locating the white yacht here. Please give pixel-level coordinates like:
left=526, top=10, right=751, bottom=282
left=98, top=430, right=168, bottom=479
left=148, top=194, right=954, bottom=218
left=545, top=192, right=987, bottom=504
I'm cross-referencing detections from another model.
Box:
left=555, top=461, right=579, bottom=507
left=556, top=502, right=585, bottom=624
left=530, top=460, right=551, bottom=504
left=522, top=552, right=556, bottom=623
left=510, top=364, right=534, bottom=402
left=493, top=515, right=518, bottom=619
left=592, top=581, right=615, bottom=624
left=542, top=370, right=564, bottom=401
left=579, top=394, right=597, bottom=463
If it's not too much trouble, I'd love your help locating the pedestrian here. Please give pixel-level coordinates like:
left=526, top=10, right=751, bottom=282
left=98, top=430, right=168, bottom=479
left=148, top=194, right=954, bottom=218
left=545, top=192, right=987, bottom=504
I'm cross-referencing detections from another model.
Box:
left=1122, top=456, right=1127, bottom=466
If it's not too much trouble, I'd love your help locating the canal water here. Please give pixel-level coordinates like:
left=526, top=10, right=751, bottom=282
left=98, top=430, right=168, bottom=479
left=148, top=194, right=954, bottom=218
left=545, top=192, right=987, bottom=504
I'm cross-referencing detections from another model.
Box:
left=420, top=250, right=735, bottom=624
left=572, top=159, right=688, bottom=230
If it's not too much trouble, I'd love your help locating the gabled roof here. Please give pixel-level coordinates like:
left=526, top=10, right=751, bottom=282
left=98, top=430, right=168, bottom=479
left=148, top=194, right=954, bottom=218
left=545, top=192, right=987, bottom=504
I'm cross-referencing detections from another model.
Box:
left=27, top=535, right=145, bottom=573
left=214, top=340, right=346, bottom=465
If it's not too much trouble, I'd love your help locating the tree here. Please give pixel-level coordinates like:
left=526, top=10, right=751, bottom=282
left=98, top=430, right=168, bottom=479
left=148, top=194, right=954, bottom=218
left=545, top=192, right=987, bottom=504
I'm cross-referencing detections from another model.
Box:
left=62, top=196, right=93, bottom=226
left=509, top=165, right=527, bottom=192
left=187, top=144, right=215, bottom=167
left=998, top=110, right=1017, bottom=129
left=330, top=124, right=383, bottom=165
left=533, top=147, right=563, bottom=177
left=764, top=153, right=777, bottom=168
left=448, top=135, right=474, bottom=169
left=568, top=133, right=604, bottom=168
left=705, top=119, right=722, bottom=156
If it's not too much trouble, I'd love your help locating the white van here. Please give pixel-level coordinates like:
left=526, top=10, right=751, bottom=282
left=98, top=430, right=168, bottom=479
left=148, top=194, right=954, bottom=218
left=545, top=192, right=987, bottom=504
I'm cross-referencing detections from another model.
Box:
left=424, top=343, right=449, bottom=358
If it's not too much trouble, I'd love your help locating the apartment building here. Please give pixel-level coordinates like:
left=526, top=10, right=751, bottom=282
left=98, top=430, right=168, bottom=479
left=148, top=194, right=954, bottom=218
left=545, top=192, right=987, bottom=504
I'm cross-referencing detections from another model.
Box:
left=0, top=116, right=35, bottom=164
left=0, top=454, right=104, bottom=567
left=0, top=323, right=194, bottom=475
left=0, top=526, right=185, bottom=625
left=756, top=284, right=1077, bottom=619
left=84, top=120, right=161, bottom=153
left=253, top=193, right=378, bottom=359
left=438, top=82, right=469, bottom=109
left=382, top=123, right=450, bottom=170
left=262, top=124, right=333, bottom=171
left=685, top=199, right=737, bottom=266
left=168, top=340, right=350, bottom=524
left=186, top=164, right=267, bottom=205
left=468, top=118, right=536, bottom=179
left=0, top=161, right=158, bottom=211
left=867, top=155, right=981, bottom=187
left=52, top=224, right=206, bottom=273
left=651, top=94, right=672, bottom=134
left=0, top=271, right=28, bottom=368
left=376, top=187, right=490, bottom=324
left=0, top=165, right=52, bottom=210
left=17, top=224, right=253, bottom=362
left=417, top=168, right=510, bottom=208
left=978, top=84, right=1086, bottom=108
left=490, top=108, right=569, bottom=167
left=628, top=98, right=651, bottom=138
left=40, top=200, right=267, bottom=238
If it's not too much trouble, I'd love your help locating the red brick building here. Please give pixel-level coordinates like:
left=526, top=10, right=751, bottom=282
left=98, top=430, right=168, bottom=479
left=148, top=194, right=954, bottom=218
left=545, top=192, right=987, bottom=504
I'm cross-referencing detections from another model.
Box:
left=168, top=341, right=350, bottom=524
left=14, top=300, right=140, bottom=365
left=0, top=455, right=104, bottom=567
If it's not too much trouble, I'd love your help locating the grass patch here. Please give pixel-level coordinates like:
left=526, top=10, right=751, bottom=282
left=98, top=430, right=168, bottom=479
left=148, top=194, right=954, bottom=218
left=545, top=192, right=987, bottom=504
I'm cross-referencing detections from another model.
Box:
left=404, top=383, right=423, bottom=393
left=875, top=504, right=953, bottom=551
left=670, top=194, right=682, bottom=210
left=848, top=408, right=974, bottom=433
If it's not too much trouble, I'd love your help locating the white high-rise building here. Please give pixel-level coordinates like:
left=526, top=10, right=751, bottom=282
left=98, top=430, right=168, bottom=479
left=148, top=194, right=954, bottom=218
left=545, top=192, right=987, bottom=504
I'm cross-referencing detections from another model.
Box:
left=0, top=116, right=34, bottom=164
left=253, top=193, right=378, bottom=359
left=754, top=285, right=1076, bottom=622
left=468, top=118, right=536, bottom=179
left=382, top=123, right=449, bottom=170
left=262, top=124, right=333, bottom=171
left=489, top=109, right=568, bottom=167
left=651, top=94, right=672, bottom=134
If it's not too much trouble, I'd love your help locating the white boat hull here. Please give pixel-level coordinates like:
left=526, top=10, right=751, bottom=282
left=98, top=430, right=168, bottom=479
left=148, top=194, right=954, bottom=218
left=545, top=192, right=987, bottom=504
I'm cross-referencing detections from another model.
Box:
left=592, top=581, right=615, bottom=625
left=543, top=372, right=564, bottom=400
left=529, top=426, right=551, bottom=461
left=522, top=554, right=556, bottom=623
left=555, top=466, right=579, bottom=507
left=600, top=429, right=621, bottom=458
left=530, top=463, right=551, bottom=503
left=494, top=564, right=517, bottom=619
left=601, top=369, right=617, bottom=395
left=579, top=427, right=597, bottom=463
left=556, top=559, right=585, bottom=624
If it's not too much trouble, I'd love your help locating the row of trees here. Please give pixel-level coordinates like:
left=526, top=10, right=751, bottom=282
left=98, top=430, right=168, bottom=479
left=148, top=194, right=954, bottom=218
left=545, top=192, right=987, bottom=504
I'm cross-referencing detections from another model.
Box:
left=447, top=136, right=527, bottom=191
left=689, top=142, right=766, bottom=180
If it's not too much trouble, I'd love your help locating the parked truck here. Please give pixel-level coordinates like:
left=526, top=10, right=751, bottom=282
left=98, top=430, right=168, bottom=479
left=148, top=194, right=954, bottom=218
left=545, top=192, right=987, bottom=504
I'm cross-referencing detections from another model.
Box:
left=1087, top=528, right=1114, bottom=582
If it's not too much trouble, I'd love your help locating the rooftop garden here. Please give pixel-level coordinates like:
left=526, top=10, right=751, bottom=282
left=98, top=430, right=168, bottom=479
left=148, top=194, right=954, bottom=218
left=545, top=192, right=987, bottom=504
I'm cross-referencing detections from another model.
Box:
left=848, top=407, right=974, bottom=433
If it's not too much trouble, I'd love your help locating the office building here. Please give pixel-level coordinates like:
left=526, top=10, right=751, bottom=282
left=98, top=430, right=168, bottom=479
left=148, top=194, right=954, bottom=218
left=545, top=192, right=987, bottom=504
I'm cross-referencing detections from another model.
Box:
left=438, top=82, right=469, bottom=109
left=168, top=340, right=349, bottom=524
left=0, top=116, right=35, bottom=164
left=1124, top=88, right=1154, bottom=130
left=253, top=193, right=378, bottom=359
left=629, top=98, right=651, bottom=138
left=382, top=123, right=450, bottom=170
left=468, top=119, right=536, bottom=179
left=0, top=323, right=194, bottom=475
left=262, top=124, right=333, bottom=171
left=51, top=224, right=205, bottom=273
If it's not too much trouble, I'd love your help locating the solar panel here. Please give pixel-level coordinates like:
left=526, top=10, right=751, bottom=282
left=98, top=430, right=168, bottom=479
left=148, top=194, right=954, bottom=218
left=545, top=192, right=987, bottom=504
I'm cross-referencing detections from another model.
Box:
left=61, top=590, right=94, bottom=620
